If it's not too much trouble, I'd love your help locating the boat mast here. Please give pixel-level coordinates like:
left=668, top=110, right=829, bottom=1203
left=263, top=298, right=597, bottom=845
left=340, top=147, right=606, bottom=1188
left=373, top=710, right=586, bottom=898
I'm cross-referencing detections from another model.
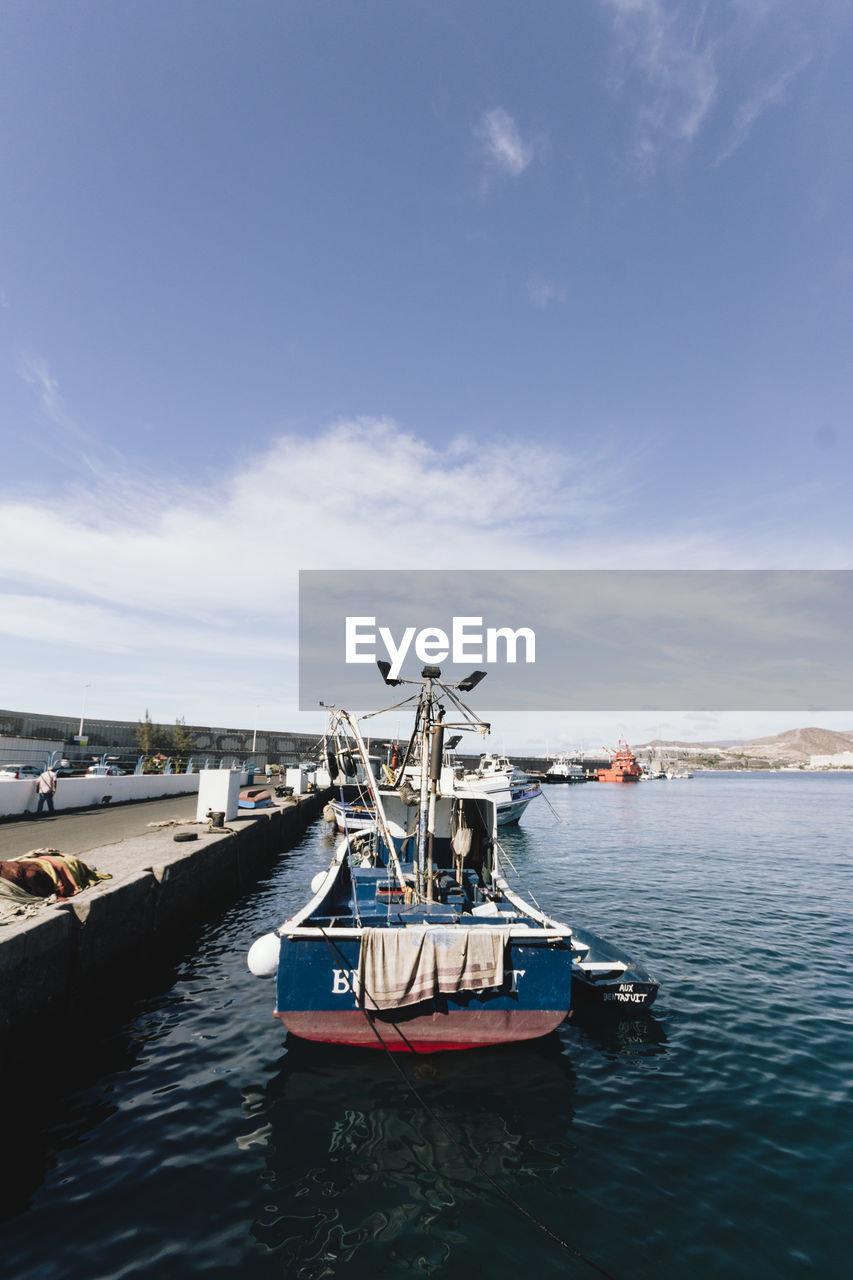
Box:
left=338, top=709, right=408, bottom=894
left=425, top=700, right=444, bottom=904
left=371, top=661, right=490, bottom=902
left=414, top=682, right=429, bottom=898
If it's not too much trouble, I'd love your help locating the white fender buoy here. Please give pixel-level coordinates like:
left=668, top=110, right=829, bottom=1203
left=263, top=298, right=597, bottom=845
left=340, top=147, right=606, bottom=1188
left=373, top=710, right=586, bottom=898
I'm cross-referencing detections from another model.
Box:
left=322, top=803, right=336, bottom=824
left=247, top=932, right=281, bottom=977
left=311, top=870, right=327, bottom=894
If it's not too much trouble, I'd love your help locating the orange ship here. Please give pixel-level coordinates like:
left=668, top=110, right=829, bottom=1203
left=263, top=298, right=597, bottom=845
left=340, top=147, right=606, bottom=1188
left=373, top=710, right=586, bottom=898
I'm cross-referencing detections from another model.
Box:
left=597, top=740, right=642, bottom=783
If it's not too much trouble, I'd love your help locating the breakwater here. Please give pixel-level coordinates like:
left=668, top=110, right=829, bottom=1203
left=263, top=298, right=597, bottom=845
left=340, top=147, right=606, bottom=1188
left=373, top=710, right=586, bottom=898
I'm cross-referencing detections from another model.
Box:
left=0, top=791, right=328, bottom=1075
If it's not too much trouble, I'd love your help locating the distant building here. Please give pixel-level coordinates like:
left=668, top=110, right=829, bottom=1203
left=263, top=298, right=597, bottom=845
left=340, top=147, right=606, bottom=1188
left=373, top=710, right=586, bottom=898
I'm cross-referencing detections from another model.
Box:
left=809, top=751, right=853, bottom=768
left=0, top=707, right=318, bottom=765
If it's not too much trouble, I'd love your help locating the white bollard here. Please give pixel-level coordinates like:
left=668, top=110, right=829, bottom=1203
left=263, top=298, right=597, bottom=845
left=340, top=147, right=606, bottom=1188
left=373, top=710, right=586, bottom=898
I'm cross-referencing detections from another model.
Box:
left=196, top=769, right=242, bottom=823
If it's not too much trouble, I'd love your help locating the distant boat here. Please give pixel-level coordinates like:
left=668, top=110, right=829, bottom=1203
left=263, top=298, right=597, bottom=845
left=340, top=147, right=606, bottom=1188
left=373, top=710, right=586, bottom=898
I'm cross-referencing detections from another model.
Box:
left=642, top=761, right=667, bottom=780
left=450, top=753, right=542, bottom=826
left=597, top=741, right=642, bottom=784
left=541, top=754, right=587, bottom=784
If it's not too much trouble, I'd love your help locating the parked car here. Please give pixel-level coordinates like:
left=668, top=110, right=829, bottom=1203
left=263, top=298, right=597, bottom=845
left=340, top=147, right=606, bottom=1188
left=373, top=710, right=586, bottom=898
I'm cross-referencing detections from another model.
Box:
left=85, top=765, right=122, bottom=777
left=0, top=763, right=42, bottom=780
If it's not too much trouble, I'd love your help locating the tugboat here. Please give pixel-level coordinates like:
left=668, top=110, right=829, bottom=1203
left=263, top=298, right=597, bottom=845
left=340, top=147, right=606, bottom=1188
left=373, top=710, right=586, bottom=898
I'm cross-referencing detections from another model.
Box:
left=597, top=740, right=642, bottom=784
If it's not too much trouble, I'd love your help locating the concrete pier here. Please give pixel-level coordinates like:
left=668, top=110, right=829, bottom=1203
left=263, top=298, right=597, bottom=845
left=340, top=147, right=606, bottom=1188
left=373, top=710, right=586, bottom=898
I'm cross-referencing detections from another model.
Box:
left=0, top=790, right=329, bottom=1074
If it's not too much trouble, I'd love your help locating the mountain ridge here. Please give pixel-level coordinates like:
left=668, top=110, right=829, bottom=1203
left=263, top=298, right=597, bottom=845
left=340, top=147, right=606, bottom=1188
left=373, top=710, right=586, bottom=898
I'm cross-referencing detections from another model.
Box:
left=636, top=727, right=853, bottom=763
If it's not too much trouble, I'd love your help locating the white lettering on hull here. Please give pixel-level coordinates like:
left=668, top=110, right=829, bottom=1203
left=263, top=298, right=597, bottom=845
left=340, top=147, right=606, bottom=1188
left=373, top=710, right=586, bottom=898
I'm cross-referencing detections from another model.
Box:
left=332, top=967, right=527, bottom=997
left=601, top=983, right=649, bottom=1005
left=332, top=968, right=359, bottom=996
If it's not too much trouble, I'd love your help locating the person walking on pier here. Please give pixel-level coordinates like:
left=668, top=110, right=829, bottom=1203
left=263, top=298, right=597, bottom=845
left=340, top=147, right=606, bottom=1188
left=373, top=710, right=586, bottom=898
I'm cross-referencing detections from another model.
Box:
left=36, top=764, right=58, bottom=816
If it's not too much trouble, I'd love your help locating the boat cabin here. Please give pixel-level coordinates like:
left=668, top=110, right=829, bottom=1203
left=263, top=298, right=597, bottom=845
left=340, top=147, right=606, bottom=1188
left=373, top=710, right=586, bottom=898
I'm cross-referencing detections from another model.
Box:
left=316, top=790, right=502, bottom=926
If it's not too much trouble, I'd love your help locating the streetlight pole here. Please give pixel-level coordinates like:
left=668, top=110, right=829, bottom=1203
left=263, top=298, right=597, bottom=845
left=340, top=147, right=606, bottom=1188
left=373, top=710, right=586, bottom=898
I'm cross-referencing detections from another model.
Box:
left=252, top=705, right=259, bottom=754
left=78, top=683, right=91, bottom=740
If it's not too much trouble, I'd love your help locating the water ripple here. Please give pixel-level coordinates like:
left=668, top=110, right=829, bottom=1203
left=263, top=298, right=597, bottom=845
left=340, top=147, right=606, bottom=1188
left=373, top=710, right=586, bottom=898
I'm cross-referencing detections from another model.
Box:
left=3, top=774, right=852, bottom=1279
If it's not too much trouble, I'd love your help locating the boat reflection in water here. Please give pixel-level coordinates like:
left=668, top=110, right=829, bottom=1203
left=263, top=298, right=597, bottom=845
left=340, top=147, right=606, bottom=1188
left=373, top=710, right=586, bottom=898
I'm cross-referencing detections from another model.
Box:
left=241, top=1017, right=666, bottom=1277
left=244, top=1039, right=578, bottom=1277
left=569, top=1004, right=669, bottom=1058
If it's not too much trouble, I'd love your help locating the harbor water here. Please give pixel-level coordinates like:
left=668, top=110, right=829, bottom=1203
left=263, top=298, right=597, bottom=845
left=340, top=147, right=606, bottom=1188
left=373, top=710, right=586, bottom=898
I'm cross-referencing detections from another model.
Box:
left=3, top=772, right=851, bottom=1279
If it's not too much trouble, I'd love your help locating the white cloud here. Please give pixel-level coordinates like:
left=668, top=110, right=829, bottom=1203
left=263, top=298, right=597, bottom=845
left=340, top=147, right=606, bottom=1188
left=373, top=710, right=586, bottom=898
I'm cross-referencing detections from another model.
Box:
left=0, top=417, right=632, bottom=723
left=474, top=107, right=535, bottom=180
left=1, top=413, right=849, bottom=729
left=0, top=417, right=628, bottom=615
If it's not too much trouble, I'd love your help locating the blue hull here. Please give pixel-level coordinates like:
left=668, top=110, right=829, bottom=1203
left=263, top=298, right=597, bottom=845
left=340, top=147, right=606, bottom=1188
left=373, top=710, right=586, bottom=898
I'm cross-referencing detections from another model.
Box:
left=275, top=932, right=573, bottom=1052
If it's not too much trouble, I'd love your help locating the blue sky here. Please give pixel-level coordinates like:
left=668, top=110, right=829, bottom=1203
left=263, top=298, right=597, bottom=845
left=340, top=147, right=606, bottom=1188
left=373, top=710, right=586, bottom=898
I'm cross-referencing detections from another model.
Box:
left=1, top=1, right=851, bottom=751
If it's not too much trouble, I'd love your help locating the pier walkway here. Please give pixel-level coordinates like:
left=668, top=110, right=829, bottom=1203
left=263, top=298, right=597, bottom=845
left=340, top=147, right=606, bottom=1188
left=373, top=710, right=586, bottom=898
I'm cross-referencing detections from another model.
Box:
left=0, top=792, right=200, bottom=861
left=0, top=789, right=329, bottom=1074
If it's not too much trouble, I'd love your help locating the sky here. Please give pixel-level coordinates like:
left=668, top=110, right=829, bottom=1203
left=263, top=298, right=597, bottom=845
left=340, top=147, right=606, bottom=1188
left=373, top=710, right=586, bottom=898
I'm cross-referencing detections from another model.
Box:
left=1, top=0, right=851, bottom=753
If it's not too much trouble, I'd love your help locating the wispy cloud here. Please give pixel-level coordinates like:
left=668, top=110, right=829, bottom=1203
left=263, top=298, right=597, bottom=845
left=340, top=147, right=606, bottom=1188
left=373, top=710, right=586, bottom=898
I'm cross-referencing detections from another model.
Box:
left=602, top=0, right=718, bottom=174
left=601, top=1, right=818, bottom=175
left=19, top=352, right=69, bottom=427
left=474, top=107, right=535, bottom=180
left=17, top=350, right=124, bottom=478
left=527, top=277, right=566, bottom=309
left=714, top=54, right=812, bottom=165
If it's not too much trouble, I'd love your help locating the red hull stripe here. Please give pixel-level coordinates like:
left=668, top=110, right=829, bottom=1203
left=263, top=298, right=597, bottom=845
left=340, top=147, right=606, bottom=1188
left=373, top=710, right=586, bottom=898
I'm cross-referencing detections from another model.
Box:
left=275, top=1008, right=567, bottom=1052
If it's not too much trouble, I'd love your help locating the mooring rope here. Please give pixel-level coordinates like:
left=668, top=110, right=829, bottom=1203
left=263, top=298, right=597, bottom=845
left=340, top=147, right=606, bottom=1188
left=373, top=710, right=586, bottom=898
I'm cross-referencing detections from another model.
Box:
left=538, top=785, right=567, bottom=824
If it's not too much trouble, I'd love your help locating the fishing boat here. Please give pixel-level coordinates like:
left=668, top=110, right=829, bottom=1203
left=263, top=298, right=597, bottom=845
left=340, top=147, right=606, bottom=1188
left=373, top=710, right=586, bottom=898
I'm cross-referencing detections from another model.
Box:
left=597, top=740, right=642, bottom=783
left=327, top=750, right=540, bottom=832
left=248, top=665, right=578, bottom=1052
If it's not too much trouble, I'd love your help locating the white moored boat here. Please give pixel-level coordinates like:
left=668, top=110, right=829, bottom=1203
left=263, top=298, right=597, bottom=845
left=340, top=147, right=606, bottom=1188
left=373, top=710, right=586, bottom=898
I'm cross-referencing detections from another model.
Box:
left=450, top=753, right=542, bottom=826
left=542, top=754, right=587, bottom=783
